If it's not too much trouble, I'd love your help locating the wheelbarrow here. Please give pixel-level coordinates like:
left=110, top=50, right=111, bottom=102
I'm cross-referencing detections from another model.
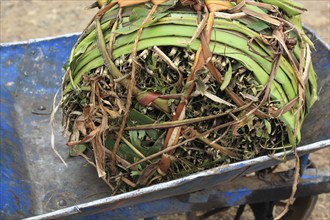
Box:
left=1, top=26, right=329, bottom=220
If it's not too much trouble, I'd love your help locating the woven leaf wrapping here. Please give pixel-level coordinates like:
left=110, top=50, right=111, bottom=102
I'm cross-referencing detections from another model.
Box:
left=61, top=0, right=317, bottom=193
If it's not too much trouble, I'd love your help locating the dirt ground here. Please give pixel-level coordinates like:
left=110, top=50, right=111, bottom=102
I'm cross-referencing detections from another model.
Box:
left=1, top=1, right=329, bottom=219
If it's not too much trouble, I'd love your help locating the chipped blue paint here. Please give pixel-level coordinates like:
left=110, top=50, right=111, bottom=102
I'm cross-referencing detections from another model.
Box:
left=0, top=86, right=33, bottom=219
left=0, top=34, right=79, bottom=94
left=223, top=188, right=252, bottom=207
left=0, top=34, right=79, bottom=219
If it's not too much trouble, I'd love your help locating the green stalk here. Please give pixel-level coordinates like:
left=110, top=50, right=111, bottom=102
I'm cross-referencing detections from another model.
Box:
left=112, top=36, right=298, bottom=138
left=260, top=0, right=306, bottom=16
left=65, top=5, right=314, bottom=152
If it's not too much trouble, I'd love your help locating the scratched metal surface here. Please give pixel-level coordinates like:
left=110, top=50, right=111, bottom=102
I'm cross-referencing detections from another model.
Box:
left=0, top=27, right=329, bottom=219
left=0, top=34, right=111, bottom=220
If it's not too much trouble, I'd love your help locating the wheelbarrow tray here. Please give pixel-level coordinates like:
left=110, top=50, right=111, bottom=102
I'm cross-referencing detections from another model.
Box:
left=0, top=26, right=329, bottom=219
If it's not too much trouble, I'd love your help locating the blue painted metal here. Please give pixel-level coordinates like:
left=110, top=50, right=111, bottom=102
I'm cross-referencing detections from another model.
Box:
left=0, top=34, right=79, bottom=94
left=223, top=188, right=252, bottom=207
left=24, top=141, right=330, bottom=220
left=34, top=168, right=329, bottom=220
left=0, top=85, right=33, bottom=219
left=1, top=34, right=112, bottom=219
left=0, top=27, right=329, bottom=219
left=300, top=154, right=310, bottom=175
left=0, top=36, right=78, bottom=218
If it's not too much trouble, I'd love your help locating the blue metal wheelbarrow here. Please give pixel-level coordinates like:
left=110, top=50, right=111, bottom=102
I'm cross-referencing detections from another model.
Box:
left=1, top=26, right=329, bottom=220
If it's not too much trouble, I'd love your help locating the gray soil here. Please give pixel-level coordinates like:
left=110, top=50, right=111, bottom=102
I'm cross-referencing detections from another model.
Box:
left=1, top=1, right=329, bottom=219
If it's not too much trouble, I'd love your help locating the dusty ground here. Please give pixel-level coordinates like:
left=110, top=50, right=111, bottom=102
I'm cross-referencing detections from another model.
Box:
left=1, top=0, right=329, bottom=219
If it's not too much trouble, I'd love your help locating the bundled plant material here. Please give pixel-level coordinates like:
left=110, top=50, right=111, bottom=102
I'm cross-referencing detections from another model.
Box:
left=61, top=0, right=317, bottom=194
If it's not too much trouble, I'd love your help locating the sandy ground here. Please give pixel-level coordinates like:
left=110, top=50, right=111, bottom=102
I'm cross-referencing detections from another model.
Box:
left=1, top=1, right=329, bottom=219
